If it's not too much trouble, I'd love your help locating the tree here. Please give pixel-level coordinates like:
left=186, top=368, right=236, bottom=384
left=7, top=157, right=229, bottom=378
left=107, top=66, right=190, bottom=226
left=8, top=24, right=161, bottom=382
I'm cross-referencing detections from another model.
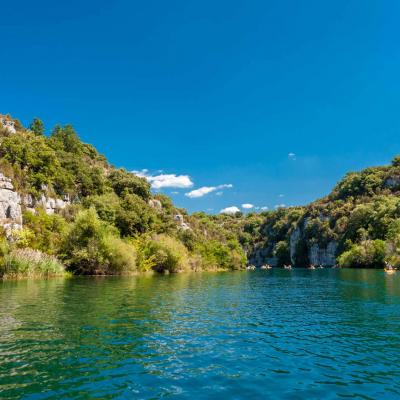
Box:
left=29, top=118, right=45, bottom=136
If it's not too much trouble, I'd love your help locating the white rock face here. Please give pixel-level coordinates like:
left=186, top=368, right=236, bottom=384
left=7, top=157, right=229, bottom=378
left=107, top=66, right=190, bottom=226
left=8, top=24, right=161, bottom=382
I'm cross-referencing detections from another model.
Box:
left=22, top=193, right=70, bottom=215
left=38, top=194, right=70, bottom=215
left=290, top=227, right=301, bottom=264
left=173, top=214, right=190, bottom=230
left=0, top=173, right=22, bottom=236
left=0, top=117, right=16, bottom=134
left=308, top=241, right=338, bottom=266
left=148, top=199, right=162, bottom=210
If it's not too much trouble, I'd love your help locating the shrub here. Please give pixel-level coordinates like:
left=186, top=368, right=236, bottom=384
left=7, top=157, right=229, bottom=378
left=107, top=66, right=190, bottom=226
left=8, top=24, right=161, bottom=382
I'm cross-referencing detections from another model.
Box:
left=337, top=239, right=385, bottom=268
left=147, top=234, right=189, bottom=273
left=274, top=240, right=291, bottom=267
left=62, top=208, right=137, bottom=275
left=0, top=248, right=65, bottom=279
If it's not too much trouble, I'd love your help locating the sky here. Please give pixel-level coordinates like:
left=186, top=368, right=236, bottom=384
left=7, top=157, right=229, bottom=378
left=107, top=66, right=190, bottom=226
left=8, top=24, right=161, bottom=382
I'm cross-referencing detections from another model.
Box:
left=1, top=0, right=400, bottom=214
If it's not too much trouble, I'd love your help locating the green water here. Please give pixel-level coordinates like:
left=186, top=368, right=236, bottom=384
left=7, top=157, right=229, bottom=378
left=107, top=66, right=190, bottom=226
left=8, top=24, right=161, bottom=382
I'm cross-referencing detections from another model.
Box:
left=1, top=269, right=400, bottom=399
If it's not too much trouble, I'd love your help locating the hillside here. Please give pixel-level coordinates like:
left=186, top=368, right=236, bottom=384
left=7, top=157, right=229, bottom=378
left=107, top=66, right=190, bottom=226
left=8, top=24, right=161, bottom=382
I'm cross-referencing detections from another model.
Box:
left=247, top=157, right=400, bottom=268
left=0, top=115, right=245, bottom=278
left=1, top=114, right=399, bottom=277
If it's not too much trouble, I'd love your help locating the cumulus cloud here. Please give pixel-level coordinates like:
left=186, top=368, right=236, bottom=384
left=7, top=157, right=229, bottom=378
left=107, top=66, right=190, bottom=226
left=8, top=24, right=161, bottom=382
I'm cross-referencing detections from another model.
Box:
left=260, top=206, right=269, bottom=210
left=242, top=203, right=254, bottom=209
left=275, top=204, right=286, bottom=209
left=185, top=184, right=233, bottom=199
left=132, top=170, right=193, bottom=189
left=288, top=152, right=296, bottom=160
left=220, top=206, right=240, bottom=215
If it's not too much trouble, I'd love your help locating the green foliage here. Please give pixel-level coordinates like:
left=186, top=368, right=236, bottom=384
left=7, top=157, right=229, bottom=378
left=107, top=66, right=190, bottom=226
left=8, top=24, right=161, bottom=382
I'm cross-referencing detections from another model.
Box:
left=29, top=118, right=45, bottom=136
left=273, top=241, right=290, bottom=267
left=108, top=169, right=151, bottom=200
left=61, top=208, right=136, bottom=275
left=22, top=210, right=67, bottom=254
left=0, top=248, right=65, bottom=279
left=115, top=193, right=154, bottom=236
left=146, top=234, right=189, bottom=273
left=337, top=240, right=386, bottom=268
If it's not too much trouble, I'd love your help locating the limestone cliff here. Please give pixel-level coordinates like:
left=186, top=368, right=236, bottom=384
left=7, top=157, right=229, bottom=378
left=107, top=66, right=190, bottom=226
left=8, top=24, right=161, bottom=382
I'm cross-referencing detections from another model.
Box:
left=0, top=173, right=22, bottom=237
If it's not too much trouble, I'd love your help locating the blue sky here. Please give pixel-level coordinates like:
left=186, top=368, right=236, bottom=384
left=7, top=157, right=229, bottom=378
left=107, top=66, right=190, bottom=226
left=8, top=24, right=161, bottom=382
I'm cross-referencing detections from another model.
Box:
left=1, top=0, right=399, bottom=213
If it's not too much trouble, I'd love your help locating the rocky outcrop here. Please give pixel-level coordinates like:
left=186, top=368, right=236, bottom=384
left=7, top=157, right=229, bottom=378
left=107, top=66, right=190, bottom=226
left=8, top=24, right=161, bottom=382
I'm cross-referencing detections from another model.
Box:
left=174, top=214, right=190, bottom=230
left=0, top=173, right=22, bottom=236
left=308, top=241, right=338, bottom=266
left=248, top=246, right=277, bottom=267
left=148, top=199, right=162, bottom=210
left=289, top=226, right=301, bottom=264
left=22, top=194, right=70, bottom=215
left=384, top=176, right=400, bottom=189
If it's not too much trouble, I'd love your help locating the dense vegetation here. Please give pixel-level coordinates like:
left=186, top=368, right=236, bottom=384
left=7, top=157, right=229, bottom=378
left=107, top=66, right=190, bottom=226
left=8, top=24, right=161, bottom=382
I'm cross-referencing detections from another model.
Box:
left=1, top=114, right=400, bottom=278
left=0, top=117, right=245, bottom=278
left=248, top=158, right=400, bottom=268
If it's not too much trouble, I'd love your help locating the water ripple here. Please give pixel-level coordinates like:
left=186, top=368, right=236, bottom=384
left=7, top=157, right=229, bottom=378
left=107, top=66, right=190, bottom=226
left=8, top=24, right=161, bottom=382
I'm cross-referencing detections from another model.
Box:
left=1, top=270, right=400, bottom=399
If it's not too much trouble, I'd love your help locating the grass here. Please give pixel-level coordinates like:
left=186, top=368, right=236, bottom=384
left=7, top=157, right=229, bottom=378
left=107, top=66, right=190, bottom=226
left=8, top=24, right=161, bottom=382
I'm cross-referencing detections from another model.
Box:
left=0, top=248, right=66, bottom=279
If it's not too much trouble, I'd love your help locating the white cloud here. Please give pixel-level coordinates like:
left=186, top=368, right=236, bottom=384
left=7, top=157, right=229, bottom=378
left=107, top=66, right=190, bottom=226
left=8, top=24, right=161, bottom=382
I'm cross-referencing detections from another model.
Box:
left=260, top=206, right=269, bottom=210
left=171, top=191, right=179, bottom=195
left=133, top=170, right=194, bottom=189
left=275, top=204, right=286, bottom=209
left=242, top=203, right=254, bottom=209
left=220, top=206, right=240, bottom=215
left=215, top=191, right=223, bottom=196
left=185, top=184, right=233, bottom=199
left=288, top=152, right=296, bottom=160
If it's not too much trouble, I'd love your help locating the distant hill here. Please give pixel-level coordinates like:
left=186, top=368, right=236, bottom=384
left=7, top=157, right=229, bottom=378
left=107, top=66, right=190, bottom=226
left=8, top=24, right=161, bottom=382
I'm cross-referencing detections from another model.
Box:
left=247, top=157, right=400, bottom=268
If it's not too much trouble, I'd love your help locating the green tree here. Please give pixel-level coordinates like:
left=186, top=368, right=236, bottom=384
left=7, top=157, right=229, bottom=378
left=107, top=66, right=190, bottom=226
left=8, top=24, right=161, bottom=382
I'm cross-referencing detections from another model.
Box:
left=29, top=118, right=45, bottom=136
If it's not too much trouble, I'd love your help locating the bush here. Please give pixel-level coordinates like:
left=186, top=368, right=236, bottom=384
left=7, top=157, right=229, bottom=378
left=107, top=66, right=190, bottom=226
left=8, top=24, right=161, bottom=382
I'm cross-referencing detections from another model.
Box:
left=0, top=248, right=65, bottom=279
left=274, top=241, right=291, bottom=267
left=195, top=239, right=245, bottom=271
left=62, top=208, right=137, bottom=275
left=337, top=239, right=386, bottom=268
left=147, top=234, right=189, bottom=273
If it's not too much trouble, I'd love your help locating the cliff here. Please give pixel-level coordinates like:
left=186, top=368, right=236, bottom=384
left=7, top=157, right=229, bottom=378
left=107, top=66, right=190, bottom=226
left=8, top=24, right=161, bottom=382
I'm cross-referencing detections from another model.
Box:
left=246, top=156, right=400, bottom=268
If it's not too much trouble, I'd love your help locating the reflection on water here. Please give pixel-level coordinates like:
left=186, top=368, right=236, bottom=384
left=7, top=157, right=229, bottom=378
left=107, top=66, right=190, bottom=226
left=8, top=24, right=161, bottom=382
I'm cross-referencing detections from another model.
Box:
left=1, top=270, right=400, bottom=399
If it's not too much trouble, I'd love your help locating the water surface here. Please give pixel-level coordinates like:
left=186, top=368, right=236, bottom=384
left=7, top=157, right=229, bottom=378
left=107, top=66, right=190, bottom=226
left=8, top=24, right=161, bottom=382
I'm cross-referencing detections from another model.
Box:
left=1, top=269, right=400, bottom=399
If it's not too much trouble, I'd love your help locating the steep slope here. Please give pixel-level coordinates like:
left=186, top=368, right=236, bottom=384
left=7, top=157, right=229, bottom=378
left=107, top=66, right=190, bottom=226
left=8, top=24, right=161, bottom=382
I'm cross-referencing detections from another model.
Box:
left=0, top=116, right=245, bottom=277
left=248, top=157, right=400, bottom=268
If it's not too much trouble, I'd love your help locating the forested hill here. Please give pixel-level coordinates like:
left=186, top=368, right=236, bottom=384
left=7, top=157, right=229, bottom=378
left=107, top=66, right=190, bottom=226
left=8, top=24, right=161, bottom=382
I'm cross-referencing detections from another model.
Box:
left=247, top=156, right=400, bottom=269
left=0, top=114, right=399, bottom=278
left=0, top=115, right=246, bottom=278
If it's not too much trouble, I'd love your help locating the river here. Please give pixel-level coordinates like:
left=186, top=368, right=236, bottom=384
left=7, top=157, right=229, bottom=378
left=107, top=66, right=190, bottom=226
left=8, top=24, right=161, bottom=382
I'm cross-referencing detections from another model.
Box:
left=1, top=269, right=399, bottom=399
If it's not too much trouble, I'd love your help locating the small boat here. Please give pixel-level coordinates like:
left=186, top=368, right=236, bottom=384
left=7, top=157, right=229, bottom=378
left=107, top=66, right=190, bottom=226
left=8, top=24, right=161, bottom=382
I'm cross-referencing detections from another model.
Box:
left=246, top=265, right=256, bottom=270
left=384, top=262, right=396, bottom=274
left=261, top=264, right=272, bottom=270
left=385, top=269, right=396, bottom=274
left=283, top=264, right=292, bottom=270
left=308, top=265, right=316, bottom=270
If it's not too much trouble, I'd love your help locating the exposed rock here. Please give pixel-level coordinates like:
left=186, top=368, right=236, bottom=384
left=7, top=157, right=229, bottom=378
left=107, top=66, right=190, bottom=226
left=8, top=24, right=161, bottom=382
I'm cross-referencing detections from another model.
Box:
left=290, top=226, right=301, bottom=264
left=0, top=115, right=16, bottom=134
left=149, top=199, right=162, bottom=210
left=174, top=214, right=190, bottom=230
left=22, top=193, right=71, bottom=215
left=39, top=195, right=70, bottom=215
left=0, top=173, right=22, bottom=236
left=384, top=176, right=400, bottom=189
left=308, top=241, right=338, bottom=266
left=247, top=244, right=277, bottom=267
